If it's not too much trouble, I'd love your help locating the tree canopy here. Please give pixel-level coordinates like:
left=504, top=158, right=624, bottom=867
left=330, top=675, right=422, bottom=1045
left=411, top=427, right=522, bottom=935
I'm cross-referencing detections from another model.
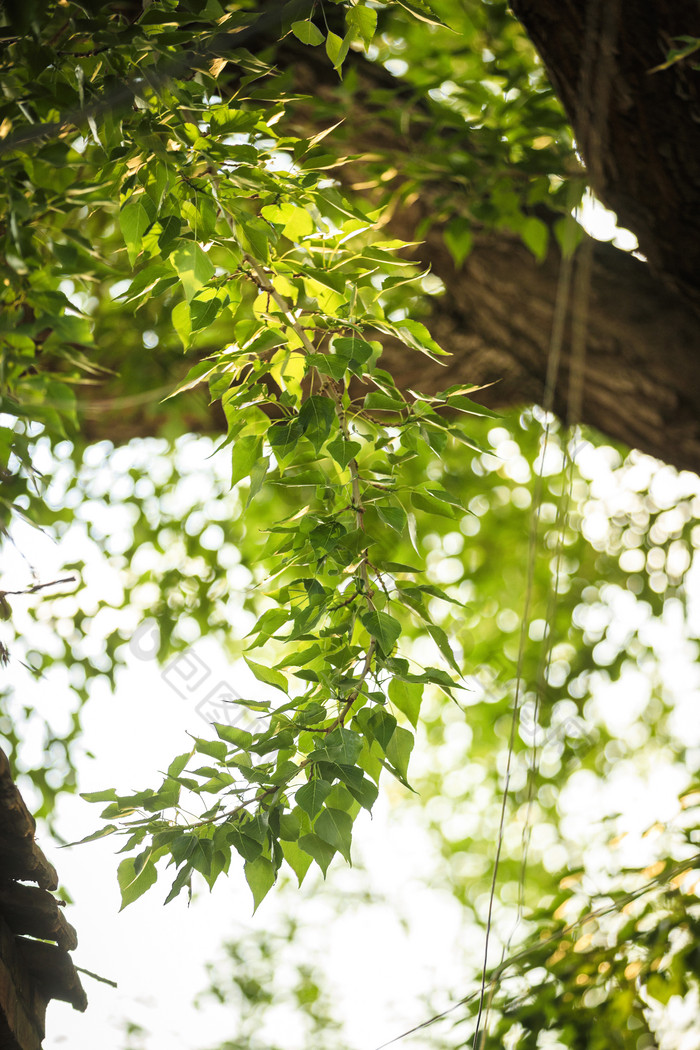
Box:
left=1, top=2, right=699, bottom=1048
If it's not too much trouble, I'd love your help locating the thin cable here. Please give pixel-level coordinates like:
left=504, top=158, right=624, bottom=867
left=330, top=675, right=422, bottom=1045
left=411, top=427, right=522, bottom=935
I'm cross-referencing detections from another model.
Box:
left=470, top=234, right=575, bottom=1050
left=496, top=436, right=575, bottom=962
left=372, top=850, right=700, bottom=1050
left=503, top=230, right=595, bottom=941
left=472, top=0, right=623, bottom=1041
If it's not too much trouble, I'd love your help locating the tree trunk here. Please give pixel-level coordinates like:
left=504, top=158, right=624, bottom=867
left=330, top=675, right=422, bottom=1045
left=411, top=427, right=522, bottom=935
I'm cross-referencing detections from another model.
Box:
left=380, top=221, right=700, bottom=473
left=511, top=0, right=700, bottom=308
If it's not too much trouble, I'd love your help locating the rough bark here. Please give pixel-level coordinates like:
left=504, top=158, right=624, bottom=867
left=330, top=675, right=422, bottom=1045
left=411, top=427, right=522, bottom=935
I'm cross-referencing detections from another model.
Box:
left=0, top=834, right=58, bottom=892
left=0, top=884, right=78, bottom=953
left=380, top=224, right=700, bottom=472
left=16, top=940, right=88, bottom=1013
left=0, top=916, right=45, bottom=1050
left=511, top=0, right=700, bottom=308
left=0, top=751, right=36, bottom=840
left=0, top=749, right=87, bottom=1031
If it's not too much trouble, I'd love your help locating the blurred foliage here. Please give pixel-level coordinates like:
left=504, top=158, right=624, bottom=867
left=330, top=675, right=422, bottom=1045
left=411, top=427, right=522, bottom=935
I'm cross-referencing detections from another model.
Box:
left=196, top=916, right=344, bottom=1050
left=0, top=2, right=698, bottom=1048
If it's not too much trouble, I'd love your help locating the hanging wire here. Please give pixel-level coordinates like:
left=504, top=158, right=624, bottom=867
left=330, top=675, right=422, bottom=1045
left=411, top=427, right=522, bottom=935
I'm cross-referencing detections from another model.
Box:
left=469, top=199, right=575, bottom=1050
left=372, top=849, right=700, bottom=1050
left=480, top=431, right=577, bottom=1042
left=470, top=0, right=626, bottom=1042
left=482, top=180, right=597, bottom=1039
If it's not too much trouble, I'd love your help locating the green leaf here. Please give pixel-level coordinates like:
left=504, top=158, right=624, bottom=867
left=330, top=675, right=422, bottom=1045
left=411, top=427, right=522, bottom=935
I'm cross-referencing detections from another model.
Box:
left=314, top=807, right=353, bottom=863
left=361, top=611, right=401, bottom=656
left=164, top=866, right=192, bottom=905
left=190, top=291, right=223, bottom=332
left=411, top=490, right=458, bottom=519
left=364, top=390, right=406, bottom=413
left=236, top=216, right=272, bottom=262
left=307, top=352, right=346, bottom=382
left=200, top=772, right=235, bottom=792
left=231, top=435, right=263, bottom=487
left=228, top=829, right=262, bottom=863
left=444, top=217, right=473, bottom=268
left=394, top=0, right=449, bottom=27
left=278, top=810, right=301, bottom=841
left=332, top=335, right=375, bottom=365
left=554, top=216, right=584, bottom=259
left=310, top=728, right=363, bottom=765
left=248, top=608, right=290, bottom=646
left=118, top=855, right=157, bottom=910
left=327, top=436, right=361, bottom=469
left=346, top=774, right=378, bottom=811
left=388, top=678, right=423, bottom=728
left=291, top=20, right=324, bottom=45
left=442, top=394, right=497, bottom=418
left=171, top=242, right=216, bottom=301
left=368, top=708, right=397, bottom=752
left=194, top=738, right=227, bottom=762
left=189, top=838, right=213, bottom=875
left=296, top=778, right=332, bottom=818
left=166, top=360, right=216, bottom=400
left=260, top=202, right=314, bottom=240
left=244, top=855, right=276, bottom=912
left=520, top=216, right=549, bottom=261
left=244, top=657, right=288, bottom=693
left=167, top=753, right=192, bottom=778
left=80, top=788, right=117, bottom=803
left=65, top=824, right=118, bottom=846
left=298, top=395, right=336, bottom=452
left=426, top=622, right=461, bottom=674
left=171, top=300, right=192, bottom=348
left=281, top=838, right=314, bottom=885
left=214, top=723, right=253, bottom=750
left=376, top=318, right=449, bottom=359
left=426, top=486, right=464, bottom=509
left=385, top=725, right=414, bottom=783
left=298, top=832, right=336, bottom=876
left=346, top=4, right=377, bottom=49
left=325, top=30, right=349, bottom=71
left=209, top=106, right=258, bottom=135
left=119, top=198, right=150, bottom=265
left=247, top=456, right=270, bottom=506
left=295, top=702, right=327, bottom=726
left=269, top=419, right=304, bottom=453
left=205, top=848, right=230, bottom=889
left=376, top=504, right=407, bottom=533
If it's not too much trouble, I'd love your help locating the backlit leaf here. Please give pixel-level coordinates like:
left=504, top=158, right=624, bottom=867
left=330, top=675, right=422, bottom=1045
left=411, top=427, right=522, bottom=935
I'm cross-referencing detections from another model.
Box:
left=244, top=855, right=276, bottom=912
left=315, top=807, right=353, bottom=863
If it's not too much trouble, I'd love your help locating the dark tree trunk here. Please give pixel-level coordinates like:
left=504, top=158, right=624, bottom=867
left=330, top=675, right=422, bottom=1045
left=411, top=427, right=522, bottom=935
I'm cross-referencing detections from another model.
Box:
left=379, top=222, right=700, bottom=473
left=511, top=0, right=700, bottom=308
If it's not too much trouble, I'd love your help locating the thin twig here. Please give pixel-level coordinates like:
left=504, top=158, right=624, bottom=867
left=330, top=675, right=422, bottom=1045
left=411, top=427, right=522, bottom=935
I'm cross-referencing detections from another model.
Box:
left=1, top=576, right=77, bottom=597
left=75, top=965, right=118, bottom=989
